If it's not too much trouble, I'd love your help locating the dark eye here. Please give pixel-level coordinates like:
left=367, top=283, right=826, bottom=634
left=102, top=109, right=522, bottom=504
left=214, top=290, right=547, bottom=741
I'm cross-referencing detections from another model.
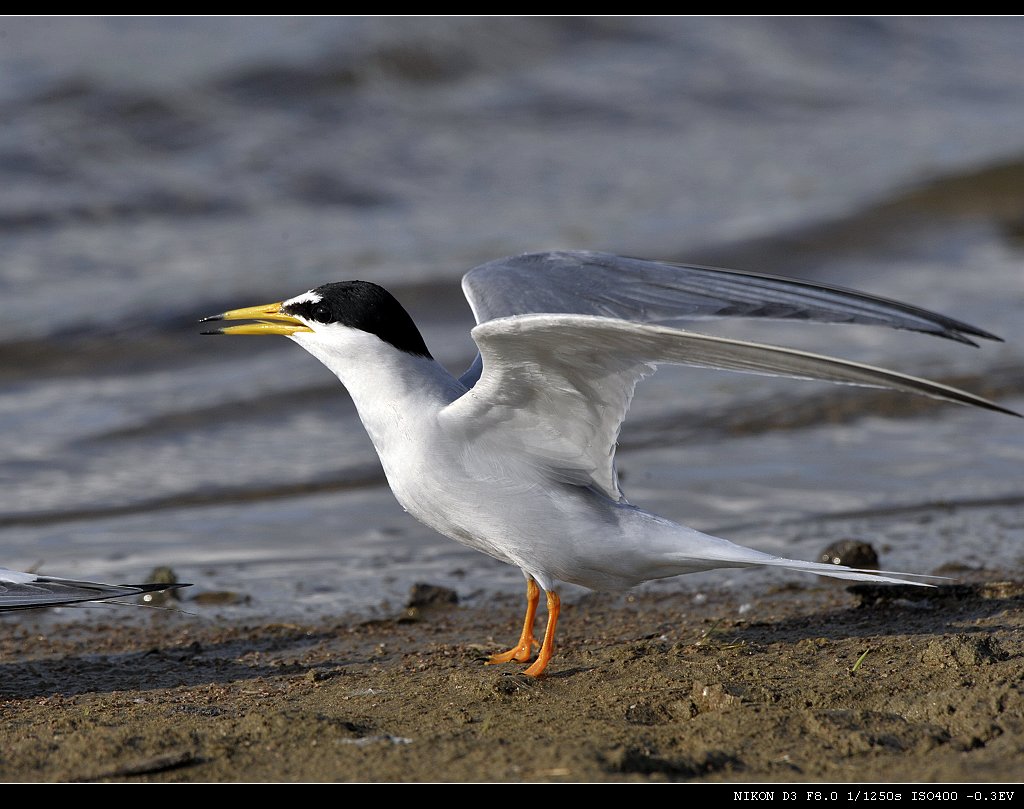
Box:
left=313, top=305, right=330, bottom=322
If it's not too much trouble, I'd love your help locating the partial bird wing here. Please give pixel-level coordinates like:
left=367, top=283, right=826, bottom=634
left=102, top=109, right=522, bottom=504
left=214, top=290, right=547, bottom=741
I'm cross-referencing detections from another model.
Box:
left=461, top=251, right=1000, bottom=341
left=0, top=568, right=188, bottom=611
left=446, top=315, right=1016, bottom=502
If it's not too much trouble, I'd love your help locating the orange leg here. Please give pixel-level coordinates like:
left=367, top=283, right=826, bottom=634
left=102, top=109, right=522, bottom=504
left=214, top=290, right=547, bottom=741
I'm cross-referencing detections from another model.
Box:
left=522, top=589, right=560, bottom=678
left=487, top=578, right=541, bottom=664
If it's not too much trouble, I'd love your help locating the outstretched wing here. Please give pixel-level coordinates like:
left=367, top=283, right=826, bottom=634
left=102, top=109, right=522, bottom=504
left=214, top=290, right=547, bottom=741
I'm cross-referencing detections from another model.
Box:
left=462, top=251, right=1001, bottom=342
left=444, top=315, right=1016, bottom=502
left=0, top=568, right=188, bottom=611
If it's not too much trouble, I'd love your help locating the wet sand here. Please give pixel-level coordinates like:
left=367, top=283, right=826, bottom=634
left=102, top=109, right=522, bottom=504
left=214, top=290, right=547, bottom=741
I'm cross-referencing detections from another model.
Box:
left=2, top=572, right=1022, bottom=782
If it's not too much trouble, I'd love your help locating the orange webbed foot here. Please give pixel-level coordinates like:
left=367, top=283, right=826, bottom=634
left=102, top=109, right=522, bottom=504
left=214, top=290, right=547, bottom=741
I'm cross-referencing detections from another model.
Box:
left=486, top=578, right=540, bottom=665
left=486, top=636, right=538, bottom=665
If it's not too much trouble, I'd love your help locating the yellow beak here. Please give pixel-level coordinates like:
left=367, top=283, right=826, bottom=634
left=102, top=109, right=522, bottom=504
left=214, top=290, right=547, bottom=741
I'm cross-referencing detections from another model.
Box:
left=200, top=302, right=313, bottom=336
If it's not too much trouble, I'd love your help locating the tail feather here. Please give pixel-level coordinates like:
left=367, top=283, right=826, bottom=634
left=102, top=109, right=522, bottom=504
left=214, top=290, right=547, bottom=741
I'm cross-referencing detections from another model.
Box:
left=762, top=557, right=939, bottom=587
left=663, top=528, right=938, bottom=587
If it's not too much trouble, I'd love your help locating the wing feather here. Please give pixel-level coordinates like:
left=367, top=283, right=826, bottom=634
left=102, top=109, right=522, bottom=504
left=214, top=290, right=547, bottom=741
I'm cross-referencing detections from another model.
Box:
left=0, top=568, right=187, bottom=611
left=461, top=251, right=1000, bottom=343
left=445, top=315, right=1016, bottom=501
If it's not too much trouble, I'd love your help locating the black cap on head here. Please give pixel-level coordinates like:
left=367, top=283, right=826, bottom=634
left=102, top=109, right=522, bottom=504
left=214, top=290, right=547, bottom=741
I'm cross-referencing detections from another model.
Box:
left=283, top=281, right=432, bottom=359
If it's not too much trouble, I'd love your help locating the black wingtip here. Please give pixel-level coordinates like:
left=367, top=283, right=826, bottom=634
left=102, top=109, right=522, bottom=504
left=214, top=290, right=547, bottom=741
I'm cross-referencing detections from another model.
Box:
left=923, top=310, right=1004, bottom=345
left=940, top=332, right=980, bottom=348
left=976, top=400, right=1022, bottom=418
left=951, top=328, right=1004, bottom=346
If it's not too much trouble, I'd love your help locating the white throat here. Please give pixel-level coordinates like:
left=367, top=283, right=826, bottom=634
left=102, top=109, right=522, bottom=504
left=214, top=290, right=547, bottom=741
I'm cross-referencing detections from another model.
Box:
left=289, top=328, right=465, bottom=456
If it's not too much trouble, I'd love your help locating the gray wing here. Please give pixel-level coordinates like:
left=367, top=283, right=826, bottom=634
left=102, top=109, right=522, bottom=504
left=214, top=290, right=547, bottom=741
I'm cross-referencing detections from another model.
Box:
left=461, top=251, right=1002, bottom=341
left=0, top=568, right=188, bottom=611
left=458, top=251, right=1001, bottom=386
left=445, top=315, right=1017, bottom=502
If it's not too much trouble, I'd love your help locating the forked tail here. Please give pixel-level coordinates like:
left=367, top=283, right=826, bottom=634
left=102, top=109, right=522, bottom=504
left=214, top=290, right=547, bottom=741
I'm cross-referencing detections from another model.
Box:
left=662, top=524, right=940, bottom=587
left=756, top=555, right=940, bottom=586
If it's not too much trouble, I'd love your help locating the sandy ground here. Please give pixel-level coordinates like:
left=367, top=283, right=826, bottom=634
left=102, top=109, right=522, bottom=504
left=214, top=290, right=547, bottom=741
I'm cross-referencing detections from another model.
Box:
left=2, top=572, right=1022, bottom=783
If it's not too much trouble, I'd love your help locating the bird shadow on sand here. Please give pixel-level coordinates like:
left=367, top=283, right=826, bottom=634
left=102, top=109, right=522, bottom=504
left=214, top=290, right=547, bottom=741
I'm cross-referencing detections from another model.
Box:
left=720, top=581, right=1024, bottom=648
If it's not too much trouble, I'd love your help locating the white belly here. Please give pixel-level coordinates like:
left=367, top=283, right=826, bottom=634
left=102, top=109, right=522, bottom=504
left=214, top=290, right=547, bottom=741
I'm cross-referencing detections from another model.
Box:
left=378, top=437, right=695, bottom=592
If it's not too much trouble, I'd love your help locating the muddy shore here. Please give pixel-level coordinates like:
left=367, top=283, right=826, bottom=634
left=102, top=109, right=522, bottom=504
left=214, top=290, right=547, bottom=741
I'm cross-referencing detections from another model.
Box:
left=2, top=572, right=1022, bottom=783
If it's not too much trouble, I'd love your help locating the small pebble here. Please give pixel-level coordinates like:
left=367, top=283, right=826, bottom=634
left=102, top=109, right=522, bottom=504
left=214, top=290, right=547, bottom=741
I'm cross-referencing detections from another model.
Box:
left=819, top=539, right=879, bottom=569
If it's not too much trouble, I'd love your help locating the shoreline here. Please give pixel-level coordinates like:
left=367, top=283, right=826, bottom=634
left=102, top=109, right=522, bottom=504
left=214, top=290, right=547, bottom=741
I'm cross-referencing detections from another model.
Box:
left=2, top=574, right=1022, bottom=782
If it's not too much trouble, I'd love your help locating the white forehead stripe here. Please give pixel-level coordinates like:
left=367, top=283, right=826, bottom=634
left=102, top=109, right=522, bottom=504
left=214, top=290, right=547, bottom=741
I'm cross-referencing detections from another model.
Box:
left=284, top=290, right=323, bottom=307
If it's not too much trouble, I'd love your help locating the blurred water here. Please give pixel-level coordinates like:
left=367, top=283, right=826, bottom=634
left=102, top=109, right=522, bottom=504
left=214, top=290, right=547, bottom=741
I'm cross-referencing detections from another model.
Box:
left=1, top=18, right=1022, bottom=621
